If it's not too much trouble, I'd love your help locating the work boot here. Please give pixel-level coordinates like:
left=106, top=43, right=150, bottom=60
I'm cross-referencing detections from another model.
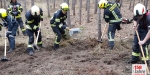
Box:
left=127, top=56, right=140, bottom=64
left=109, top=46, right=114, bottom=50
left=28, top=51, right=34, bottom=56
left=8, top=48, right=15, bottom=53
left=54, top=44, right=59, bottom=51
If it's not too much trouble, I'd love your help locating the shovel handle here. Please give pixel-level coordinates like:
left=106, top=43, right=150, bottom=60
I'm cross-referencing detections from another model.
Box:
left=4, top=28, right=7, bottom=57
left=35, top=22, right=41, bottom=45
left=135, top=30, right=150, bottom=74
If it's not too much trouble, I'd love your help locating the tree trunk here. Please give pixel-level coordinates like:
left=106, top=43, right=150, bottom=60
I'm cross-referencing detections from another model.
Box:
left=72, top=0, right=76, bottom=15
left=53, top=0, right=55, bottom=9
left=86, top=0, right=88, bottom=10
left=97, top=8, right=102, bottom=41
left=94, top=0, right=98, bottom=14
left=47, top=0, right=50, bottom=17
left=0, top=0, right=2, bottom=8
left=4, top=0, right=6, bottom=9
left=79, top=0, right=82, bottom=24
left=129, top=0, right=132, bottom=10
left=132, top=0, right=135, bottom=11
left=87, top=0, right=90, bottom=23
left=24, top=0, right=27, bottom=14
left=66, top=0, right=71, bottom=27
left=31, top=0, right=34, bottom=6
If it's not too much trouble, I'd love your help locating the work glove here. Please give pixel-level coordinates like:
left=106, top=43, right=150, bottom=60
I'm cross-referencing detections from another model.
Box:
left=66, top=27, right=70, bottom=31
left=3, top=22, right=7, bottom=27
left=36, top=27, right=39, bottom=31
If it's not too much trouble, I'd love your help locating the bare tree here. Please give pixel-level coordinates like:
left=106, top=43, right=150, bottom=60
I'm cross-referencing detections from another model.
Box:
left=132, top=0, right=135, bottom=11
left=129, top=0, right=132, bottom=10
left=94, top=0, right=98, bottom=14
left=31, top=0, right=34, bottom=6
left=47, top=0, right=50, bottom=17
left=4, top=0, right=6, bottom=9
left=24, top=0, right=27, bottom=13
left=53, top=0, right=55, bottom=9
left=0, top=0, right=2, bottom=8
left=144, top=0, right=148, bottom=9
left=79, top=0, right=82, bottom=24
left=87, top=0, right=90, bottom=23
left=86, top=0, right=88, bottom=10
left=97, top=8, right=102, bottom=41
left=66, top=0, right=71, bottom=27
left=72, top=0, right=76, bottom=15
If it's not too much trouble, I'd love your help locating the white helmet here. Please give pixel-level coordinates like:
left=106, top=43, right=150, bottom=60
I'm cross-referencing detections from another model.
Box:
left=31, top=5, right=40, bottom=16
left=133, top=3, right=146, bottom=16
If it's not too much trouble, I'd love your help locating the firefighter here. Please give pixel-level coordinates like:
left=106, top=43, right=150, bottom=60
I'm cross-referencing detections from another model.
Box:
left=98, top=0, right=122, bottom=50
left=25, top=5, right=44, bottom=56
left=0, top=8, right=18, bottom=52
left=7, top=0, right=27, bottom=36
left=128, top=3, right=150, bottom=64
left=50, top=3, right=70, bottom=50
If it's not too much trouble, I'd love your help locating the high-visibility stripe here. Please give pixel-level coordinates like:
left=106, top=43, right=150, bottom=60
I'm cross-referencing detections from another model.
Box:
left=55, top=35, right=60, bottom=44
left=9, top=35, right=14, bottom=38
left=26, top=25, right=32, bottom=30
left=109, top=19, right=122, bottom=23
left=108, top=32, right=114, bottom=41
left=141, top=45, right=149, bottom=60
left=59, top=24, right=63, bottom=28
left=7, top=31, right=12, bottom=33
left=21, top=28, right=26, bottom=31
left=51, top=24, right=56, bottom=27
left=132, top=52, right=140, bottom=56
left=28, top=44, right=33, bottom=47
left=33, top=25, right=38, bottom=30
left=55, top=18, right=60, bottom=22
left=112, top=11, right=119, bottom=20
left=37, top=41, right=42, bottom=45
left=27, top=20, right=34, bottom=23
left=109, top=3, right=117, bottom=11
left=105, top=15, right=109, bottom=18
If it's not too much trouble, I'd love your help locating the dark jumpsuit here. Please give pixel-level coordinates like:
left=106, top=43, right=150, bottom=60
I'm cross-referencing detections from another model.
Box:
left=7, top=0, right=26, bottom=35
left=103, top=2, right=122, bottom=49
left=50, top=9, right=67, bottom=50
left=25, top=8, right=43, bottom=54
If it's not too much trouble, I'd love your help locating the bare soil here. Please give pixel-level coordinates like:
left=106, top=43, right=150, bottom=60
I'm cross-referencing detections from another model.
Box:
left=0, top=0, right=149, bottom=75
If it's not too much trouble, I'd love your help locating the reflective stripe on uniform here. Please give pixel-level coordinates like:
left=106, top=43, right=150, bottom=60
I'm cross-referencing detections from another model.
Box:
left=105, top=15, right=109, bottom=18
left=112, top=11, right=119, bottom=20
left=26, top=25, right=32, bottom=30
left=51, top=24, right=56, bottom=27
left=28, top=44, right=33, bottom=47
left=109, top=3, right=117, bottom=11
left=55, top=36, right=59, bottom=44
left=108, top=32, right=114, bottom=41
left=141, top=45, right=149, bottom=60
left=132, top=52, right=140, bottom=56
left=9, top=35, right=14, bottom=38
left=55, top=18, right=60, bottom=22
left=7, top=31, right=12, bottom=33
left=33, top=25, right=38, bottom=30
left=109, top=19, right=122, bottom=23
left=27, top=20, right=34, bottom=23
left=21, top=28, right=26, bottom=31
left=37, top=41, right=42, bottom=45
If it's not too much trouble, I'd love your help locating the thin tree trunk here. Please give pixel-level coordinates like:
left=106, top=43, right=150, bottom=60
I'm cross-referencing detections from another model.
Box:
left=98, top=8, right=101, bottom=41
left=24, top=0, right=27, bottom=13
left=0, top=0, right=2, bottom=8
left=94, top=0, right=98, bottom=14
left=4, top=0, right=6, bottom=9
left=66, top=0, right=71, bottom=27
left=132, top=0, right=135, bottom=11
left=72, top=0, right=75, bottom=15
left=31, top=0, right=34, bottom=6
left=47, top=0, right=50, bottom=17
left=129, top=0, right=132, bottom=10
left=87, top=0, right=90, bottom=23
left=86, top=0, right=88, bottom=10
left=79, top=0, right=82, bottom=24
left=53, top=0, right=55, bottom=9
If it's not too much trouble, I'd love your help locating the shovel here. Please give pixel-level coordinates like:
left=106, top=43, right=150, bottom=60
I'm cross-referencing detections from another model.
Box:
left=0, top=28, right=10, bottom=61
left=136, top=30, right=150, bottom=74
left=33, top=22, right=42, bottom=51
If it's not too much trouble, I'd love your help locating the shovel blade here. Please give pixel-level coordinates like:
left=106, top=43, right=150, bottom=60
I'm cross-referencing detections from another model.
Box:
left=1, top=56, right=10, bottom=61
left=33, top=45, right=39, bottom=51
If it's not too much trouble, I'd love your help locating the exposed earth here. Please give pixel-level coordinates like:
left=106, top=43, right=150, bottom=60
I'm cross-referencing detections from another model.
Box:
left=0, top=0, right=150, bottom=75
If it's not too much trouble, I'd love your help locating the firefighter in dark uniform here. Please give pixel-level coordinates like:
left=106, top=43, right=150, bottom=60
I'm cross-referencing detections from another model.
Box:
left=7, top=0, right=27, bottom=36
left=0, top=8, right=18, bottom=52
left=25, top=5, right=44, bottom=55
left=50, top=3, right=70, bottom=50
left=128, top=3, right=150, bottom=64
left=98, top=0, right=122, bottom=50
